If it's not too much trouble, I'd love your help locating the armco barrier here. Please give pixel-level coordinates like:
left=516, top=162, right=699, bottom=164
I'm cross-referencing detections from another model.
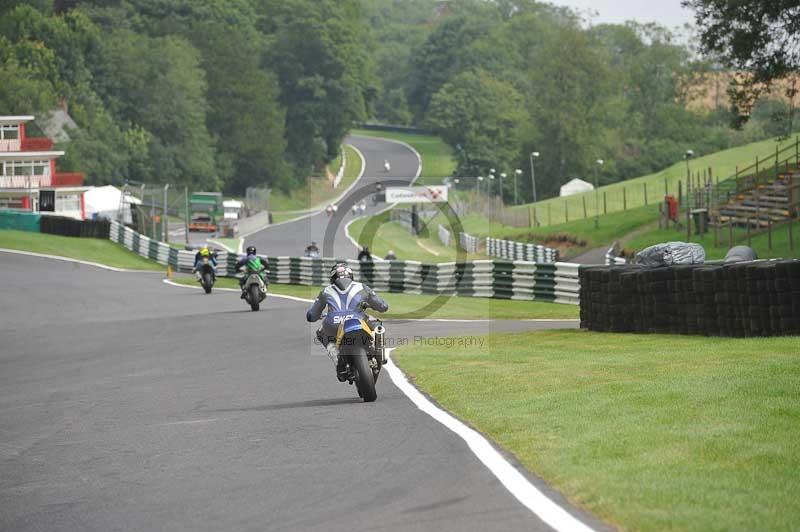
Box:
left=458, top=232, right=480, bottom=253
left=580, top=261, right=800, bottom=336
left=40, top=216, right=110, bottom=238
left=437, top=224, right=451, bottom=247
left=485, top=237, right=558, bottom=263
left=108, top=221, right=581, bottom=304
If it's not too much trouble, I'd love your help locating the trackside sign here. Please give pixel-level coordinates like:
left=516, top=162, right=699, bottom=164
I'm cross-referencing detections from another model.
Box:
left=385, top=186, right=448, bottom=203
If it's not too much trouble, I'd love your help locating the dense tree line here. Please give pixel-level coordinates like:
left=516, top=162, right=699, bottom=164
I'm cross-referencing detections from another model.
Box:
left=363, top=0, right=796, bottom=201
left=1, top=0, right=794, bottom=201
left=0, top=0, right=372, bottom=193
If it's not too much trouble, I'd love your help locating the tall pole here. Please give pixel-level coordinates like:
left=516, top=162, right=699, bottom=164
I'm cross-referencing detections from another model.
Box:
left=184, top=186, right=190, bottom=246
left=500, top=172, right=507, bottom=205
left=529, top=152, right=539, bottom=204
left=594, top=159, right=604, bottom=229
left=163, top=183, right=170, bottom=243
left=514, top=169, right=522, bottom=205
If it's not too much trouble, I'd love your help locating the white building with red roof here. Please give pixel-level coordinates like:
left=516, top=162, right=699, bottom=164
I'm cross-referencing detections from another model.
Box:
left=0, top=115, right=90, bottom=219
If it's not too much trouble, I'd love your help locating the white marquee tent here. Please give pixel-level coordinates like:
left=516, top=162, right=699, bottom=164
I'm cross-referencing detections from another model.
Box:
left=83, top=185, right=141, bottom=223
left=559, top=178, right=594, bottom=197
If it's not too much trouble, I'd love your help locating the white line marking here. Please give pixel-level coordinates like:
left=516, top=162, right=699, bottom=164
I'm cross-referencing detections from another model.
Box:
left=416, top=239, right=440, bottom=256
left=0, top=248, right=162, bottom=273
left=383, top=348, right=595, bottom=532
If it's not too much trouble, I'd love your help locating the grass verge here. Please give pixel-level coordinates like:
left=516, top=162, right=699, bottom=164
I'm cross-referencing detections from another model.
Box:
left=348, top=210, right=486, bottom=263
left=511, top=133, right=800, bottom=227
left=171, top=276, right=578, bottom=320
left=394, top=329, right=800, bottom=532
left=0, top=230, right=164, bottom=271
left=624, top=218, right=800, bottom=260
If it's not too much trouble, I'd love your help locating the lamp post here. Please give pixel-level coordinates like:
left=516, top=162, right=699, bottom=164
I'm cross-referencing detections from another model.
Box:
left=594, top=159, right=604, bottom=228
left=500, top=172, right=507, bottom=204
left=489, top=168, right=496, bottom=199
left=477, top=176, right=484, bottom=199
left=529, top=151, right=539, bottom=203
left=514, top=169, right=522, bottom=205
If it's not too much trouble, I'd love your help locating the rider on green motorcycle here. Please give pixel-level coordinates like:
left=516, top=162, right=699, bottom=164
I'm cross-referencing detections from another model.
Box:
left=236, top=246, right=268, bottom=298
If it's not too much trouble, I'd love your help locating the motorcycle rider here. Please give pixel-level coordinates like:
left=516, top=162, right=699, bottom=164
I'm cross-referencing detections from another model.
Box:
left=357, top=246, right=373, bottom=263
left=306, top=263, right=388, bottom=381
left=236, top=245, right=268, bottom=298
left=304, top=241, right=320, bottom=257
left=193, top=246, right=217, bottom=280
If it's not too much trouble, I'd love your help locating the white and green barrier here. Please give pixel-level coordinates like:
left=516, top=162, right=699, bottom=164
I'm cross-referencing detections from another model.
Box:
left=109, top=221, right=581, bottom=304
left=485, top=237, right=558, bottom=263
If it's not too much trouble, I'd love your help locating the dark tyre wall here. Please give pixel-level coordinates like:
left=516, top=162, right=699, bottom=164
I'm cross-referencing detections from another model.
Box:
left=40, top=216, right=110, bottom=239
left=579, top=261, right=800, bottom=337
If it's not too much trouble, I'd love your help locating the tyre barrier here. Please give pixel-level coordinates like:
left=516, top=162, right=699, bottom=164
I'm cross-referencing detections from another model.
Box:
left=485, top=237, right=558, bottom=263
left=579, top=261, right=800, bottom=336
left=109, top=221, right=582, bottom=304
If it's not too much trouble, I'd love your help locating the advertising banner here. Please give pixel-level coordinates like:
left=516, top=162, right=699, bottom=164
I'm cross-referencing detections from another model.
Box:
left=385, top=186, right=448, bottom=203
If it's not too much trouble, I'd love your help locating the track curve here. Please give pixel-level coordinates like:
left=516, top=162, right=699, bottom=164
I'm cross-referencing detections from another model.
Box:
left=0, top=253, right=598, bottom=532
left=245, top=135, right=420, bottom=259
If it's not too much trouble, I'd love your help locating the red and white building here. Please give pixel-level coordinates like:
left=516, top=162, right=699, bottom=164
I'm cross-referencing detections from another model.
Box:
left=0, top=115, right=89, bottom=219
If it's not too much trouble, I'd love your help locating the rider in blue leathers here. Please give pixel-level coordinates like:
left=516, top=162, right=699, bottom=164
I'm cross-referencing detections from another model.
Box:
left=306, top=263, right=388, bottom=379
left=193, top=246, right=217, bottom=280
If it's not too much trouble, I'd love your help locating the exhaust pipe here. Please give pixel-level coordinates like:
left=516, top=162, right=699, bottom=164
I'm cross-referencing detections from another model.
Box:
left=374, top=325, right=386, bottom=364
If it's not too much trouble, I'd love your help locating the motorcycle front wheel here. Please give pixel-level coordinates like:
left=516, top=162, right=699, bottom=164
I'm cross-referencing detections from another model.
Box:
left=202, top=273, right=213, bottom=294
left=249, top=284, right=260, bottom=311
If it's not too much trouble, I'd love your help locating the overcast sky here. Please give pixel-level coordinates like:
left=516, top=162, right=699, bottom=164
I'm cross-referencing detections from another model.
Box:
left=546, top=0, right=696, bottom=29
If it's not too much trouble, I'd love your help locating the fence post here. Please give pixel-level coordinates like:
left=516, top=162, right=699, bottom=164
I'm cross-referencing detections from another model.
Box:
left=623, top=187, right=627, bottom=210
left=728, top=222, right=733, bottom=248
left=603, top=191, right=607, bottom=214
left=714, top=221, right=718, bottom=248
left=582, top=196, right=587, bottom=218
left=548, top=203, right=551, bottom=226
left=565, top=201, right=569, bottom=223
left=686, top=208, right=691, bottom=241
left=643, top=183, right=648, bottom=206
left=664, top=177, right=668, bottom=195
left=768, top=218, right=772, bottom=250
left=747, top=219, right=751, bottom=247
left=678, top=180, right=682, bottom=206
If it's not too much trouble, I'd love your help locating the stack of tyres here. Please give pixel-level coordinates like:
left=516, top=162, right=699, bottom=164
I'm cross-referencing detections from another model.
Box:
left=577, top=261, right=798, bottom=337
left=618, top=267, right=643, bottom=332
left=775, top=260, right=800, bottom=334
left=671, top=265, right=697, bottom=334
left=691, top=265, right=720, bottom=336
left=579, top=266, right=605, bottom=330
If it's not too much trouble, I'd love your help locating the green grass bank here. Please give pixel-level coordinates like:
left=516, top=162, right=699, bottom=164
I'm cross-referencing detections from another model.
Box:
left=0, top=230, right=164, bottom=271
left=394, top=329, right=800, bottom=531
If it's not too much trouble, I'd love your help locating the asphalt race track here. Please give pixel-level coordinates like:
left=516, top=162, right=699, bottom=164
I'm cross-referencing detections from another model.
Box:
left=0, top=135, right=601, bottom=531
left=0, top=252, right=601, bottom=532
left=245, top=134, right=422, bottom=259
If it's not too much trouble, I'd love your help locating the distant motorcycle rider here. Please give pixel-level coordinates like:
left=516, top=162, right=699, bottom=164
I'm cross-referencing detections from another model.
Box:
left=193, top=246, right=217, bottom=280
left=236, top=246, right=268, bottom=298
left=306, top=263, right=388, bottom=380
